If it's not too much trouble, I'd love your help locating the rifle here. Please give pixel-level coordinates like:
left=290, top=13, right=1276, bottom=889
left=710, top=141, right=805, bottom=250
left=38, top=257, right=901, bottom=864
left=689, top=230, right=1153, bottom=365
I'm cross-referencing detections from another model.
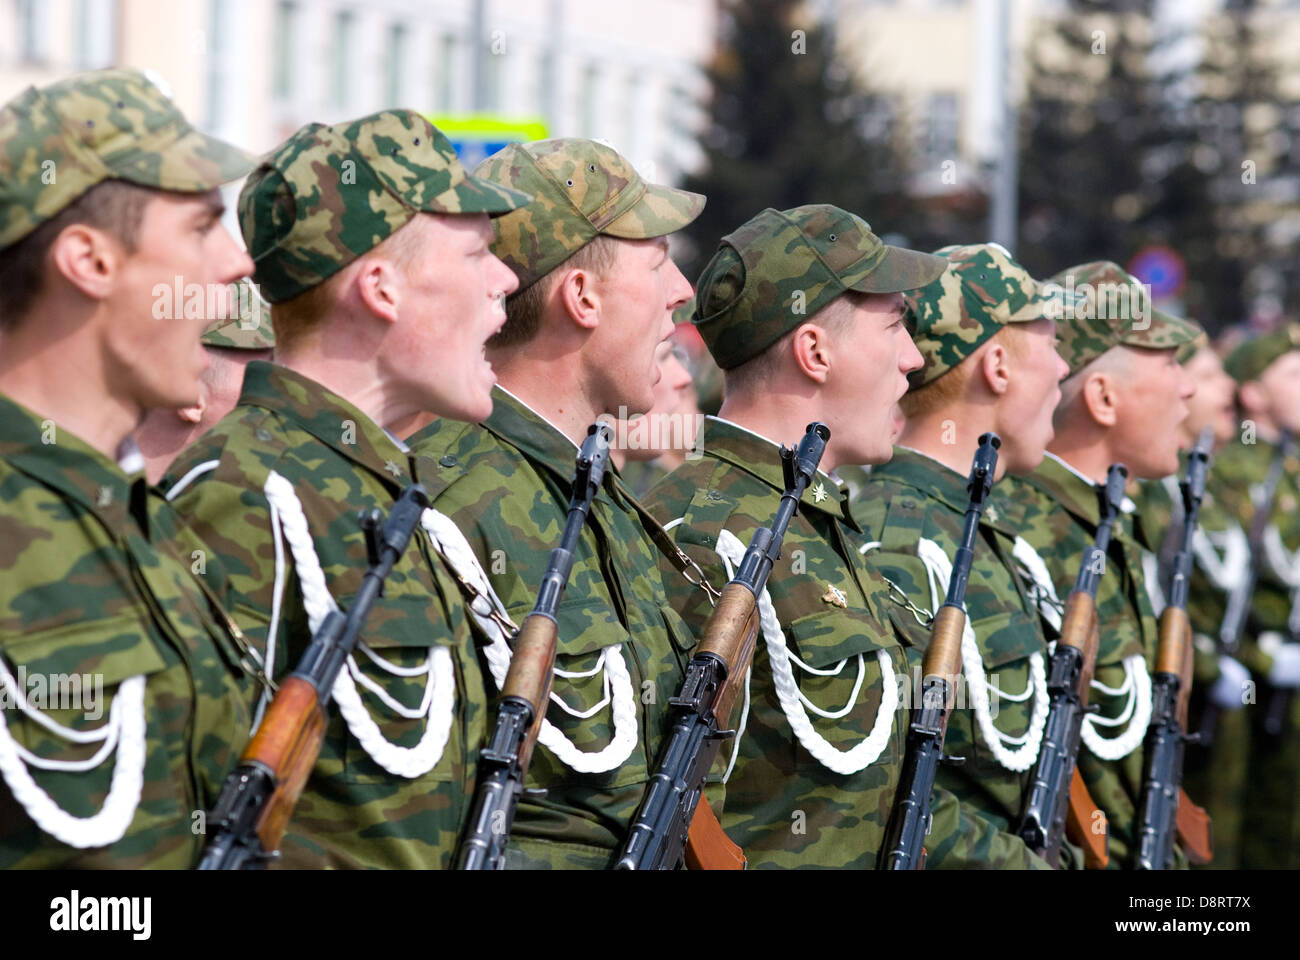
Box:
left=1135, top=430, right=1214, bottom=870
left=1200, top=429, right=1290, bottom=744
left=1017, top=463, right=1127, bottom=870
left=878, top=432, right=1001, bottom=871
left=614, top=421, right=831, bottom=871
left=198, top=483, right=431, bottom=870
left=458, top=422, right=612, bottom=870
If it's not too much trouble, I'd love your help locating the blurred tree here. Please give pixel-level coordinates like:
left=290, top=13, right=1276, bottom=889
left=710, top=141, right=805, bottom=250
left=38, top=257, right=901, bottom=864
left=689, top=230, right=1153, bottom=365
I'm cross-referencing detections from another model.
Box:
left=677, top=0, right=921, bottom=279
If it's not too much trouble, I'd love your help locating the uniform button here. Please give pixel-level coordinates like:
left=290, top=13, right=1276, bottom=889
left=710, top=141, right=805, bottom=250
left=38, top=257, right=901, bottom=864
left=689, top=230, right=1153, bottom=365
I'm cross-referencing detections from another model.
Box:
left=902, top=499, right=915, bottom=509
left=256, top=428, right=272, bottom=442
left=706, top=489, right=722, bottom=501
left=439, top=455, right=458, bottom=468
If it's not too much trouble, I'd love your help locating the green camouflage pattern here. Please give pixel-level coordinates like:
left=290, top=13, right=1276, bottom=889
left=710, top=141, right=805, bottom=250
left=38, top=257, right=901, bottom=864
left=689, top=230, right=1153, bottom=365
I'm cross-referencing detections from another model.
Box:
left=1222, top=323, right=1300, bottom=384
left=1175, top=331, right=1209, bottom=366
left=1046, top=261, right=1201, bottom=375
left=1001, top=453, right=1184, bottom=868
left=1133, top=466, right=1250, bottom=869
left=475, top=137, right=704, bottom=292
left=162, top=361, right=487, bottom=868
left=200, top=278, right=275, bottom=351
left=645, top=418, right=1051, bottom=868
left=854, top=447, right=1062, bottom=867
left=239, top=110, right=533, bottom=303
left=692, top=204, right=947, bottom=370
left=905, top=242, right=1068, bottom=388
left=0, top=390, right=256, bottom=867
left=1200, top=435, right=1300, bottom=868
left=0, top=67, right=253, bottom=249
left=407, top=387, right=700, bottom=869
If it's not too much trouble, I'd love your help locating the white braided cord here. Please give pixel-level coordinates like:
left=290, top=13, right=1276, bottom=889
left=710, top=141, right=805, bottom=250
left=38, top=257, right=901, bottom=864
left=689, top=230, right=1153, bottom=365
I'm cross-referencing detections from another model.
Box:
left=262, top=472, right=454, bottom=779
left=0, top=658, right=145, bottom=849
left=417, top=506, right=638, bottom=773
left=714, top=529, right=896, bottom=775
left=915, top=538, right=1048, bottom=770
left=1008, top=535, right=1152, bottom=760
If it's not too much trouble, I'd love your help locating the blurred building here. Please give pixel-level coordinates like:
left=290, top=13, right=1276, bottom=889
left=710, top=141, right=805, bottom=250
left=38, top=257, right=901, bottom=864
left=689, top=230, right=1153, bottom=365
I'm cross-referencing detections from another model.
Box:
left=1, top=0, right=717, bottom=185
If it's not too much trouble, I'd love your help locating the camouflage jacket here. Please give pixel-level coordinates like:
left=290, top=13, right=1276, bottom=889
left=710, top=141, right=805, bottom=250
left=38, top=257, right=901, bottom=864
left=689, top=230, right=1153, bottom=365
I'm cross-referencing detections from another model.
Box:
left=854, top=447, right=1059, bottom=867
left=645, top=417, right=1050, bottom=869
left=408, top=386, right=700, bottom=869
left=163, top=362, right=487, bottom=869
left=1206, top=436, right=1300, bottom=677
left=1003, top=453, right=1169, bottom=868
left=0, top=391, right=255, bottom=868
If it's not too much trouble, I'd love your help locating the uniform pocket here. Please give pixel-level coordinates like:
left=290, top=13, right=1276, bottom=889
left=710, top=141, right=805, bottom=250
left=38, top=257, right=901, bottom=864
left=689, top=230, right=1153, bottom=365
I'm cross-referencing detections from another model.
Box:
left=341, top=593, right=466, bottom=786
left=0, top=616, right=185, bottom=843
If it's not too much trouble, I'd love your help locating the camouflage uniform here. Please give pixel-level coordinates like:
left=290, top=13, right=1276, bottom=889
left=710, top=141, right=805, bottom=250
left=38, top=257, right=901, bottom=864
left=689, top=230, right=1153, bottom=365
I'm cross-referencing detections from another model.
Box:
left=854, top=244, right=1069, bottom=867
left=651, top=206, right=1049, bottom=867
left=164, top=111, right=531, bottom=869
left=1004, top=261, right=1201, bottom=868
left=408, top=137, right=707, bottom=869
left=1207, top=326, right=1300, bottom=868
left=0, top=69, right=258, bottom=867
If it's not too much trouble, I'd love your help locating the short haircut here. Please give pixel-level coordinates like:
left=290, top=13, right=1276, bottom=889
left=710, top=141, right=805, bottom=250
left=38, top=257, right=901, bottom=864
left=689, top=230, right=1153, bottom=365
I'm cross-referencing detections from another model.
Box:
left=1053, top=344, right=1131, bottom=431
left=901, top=324, right=1030, bottom=419
left=489, top=234, right=620, bottom=350
left=0, top=179, right=157, bottom=330
left=722, top=290, right=863, bottom=399
left=270, top=212, right=429, bottom=355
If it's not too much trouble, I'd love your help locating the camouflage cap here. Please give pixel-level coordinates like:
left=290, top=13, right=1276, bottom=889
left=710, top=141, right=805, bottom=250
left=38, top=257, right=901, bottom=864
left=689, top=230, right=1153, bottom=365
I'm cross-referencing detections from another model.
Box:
left=474, top=137, right=704, bottom=292
left=905, top=242, right=1068, bottom=389
left=200, top=279, right=275, bottom=351
left=239, top=110, right=533, bottom=303
left=1176, top=330, right=1209, bottom=366
left=692, top=204, right=947, bottom=371
left=1048, top=261, right=1202, bottom=376
left=0, top=67, right=254, bottom=250
left=1223, top=323, right=1300, bottom=383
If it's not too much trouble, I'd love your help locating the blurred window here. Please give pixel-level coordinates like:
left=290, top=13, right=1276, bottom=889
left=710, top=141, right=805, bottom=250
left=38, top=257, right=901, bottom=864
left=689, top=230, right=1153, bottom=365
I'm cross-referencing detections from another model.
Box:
left=18, top=0, right=50, bottom=65
left=435, top=32, right=456, bottom=112
left=273, top=1, right=296, bottom=100
left=386, top=21, right=407, bottom=106
left=331, top=9, right=355, bottom=108
left=580, top=62, right=600, bottom=137
left=74, top=0, right=117, bottom=69
left=923, top=91, right=960, bottom=167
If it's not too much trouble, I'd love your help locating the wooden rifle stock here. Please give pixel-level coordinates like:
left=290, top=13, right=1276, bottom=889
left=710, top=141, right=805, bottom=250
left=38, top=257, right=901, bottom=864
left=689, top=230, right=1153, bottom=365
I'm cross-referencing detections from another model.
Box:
left=1065, top=768, right=1109, bottom=869
left=500, top=613, right=559, bottom=774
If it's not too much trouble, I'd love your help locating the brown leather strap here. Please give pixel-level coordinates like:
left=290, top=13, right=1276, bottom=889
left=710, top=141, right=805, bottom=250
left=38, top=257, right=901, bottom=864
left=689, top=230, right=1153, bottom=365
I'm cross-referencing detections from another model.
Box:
left=616, top=475, right=722, bottom=604
left=1065, top=767, right=1110, bottom=869
left=1176, top=788, right=1214, bottom=865
left=684, top=795, right=746, bottom=870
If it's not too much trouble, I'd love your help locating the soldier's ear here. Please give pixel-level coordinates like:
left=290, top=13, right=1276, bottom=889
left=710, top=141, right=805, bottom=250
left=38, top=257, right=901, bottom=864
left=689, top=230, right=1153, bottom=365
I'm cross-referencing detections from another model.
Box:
left=790, top=322, right=832, bottom=384
left=354, top=257, right=401, bottom=325
left=980, top=340, right=1011, bottom=396
left=1081, top=372, right=1119, bottom=427
left=554, top=266, right=602, bottom=332
left=49, top=223, right=119, bottom=302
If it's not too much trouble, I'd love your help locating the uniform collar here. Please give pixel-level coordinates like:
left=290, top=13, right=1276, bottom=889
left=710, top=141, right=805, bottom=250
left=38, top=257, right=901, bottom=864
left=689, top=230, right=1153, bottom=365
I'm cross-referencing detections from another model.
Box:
left=1030, top=452, right=1150, bottom=547
left=702, top=416, right=859, bottom=530
left=238, top=361, right=413, bottom=486
left=483, top=384, right=587, bottom=478
left=0, top=390, right=149, bottom=537
left=870, top=445, right=1018, bottom=535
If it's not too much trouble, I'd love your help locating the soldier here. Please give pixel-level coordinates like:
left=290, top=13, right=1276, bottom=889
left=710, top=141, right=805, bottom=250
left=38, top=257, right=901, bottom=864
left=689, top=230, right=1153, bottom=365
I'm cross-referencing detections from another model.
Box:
left=408, top=137, right=708, bottom=869
left=1211, top=325, right=1300, bottom=869
left=1001, top=260, right=1201, bottom=868
left=137, top=279, right=275, bottom=484
left=0, top=68, right=261, bottom=867
left=164, top=110, right=530, bottom=868
left=644, top=205, right=1051, bottom=868
left=853, top=243, right=1074, bottom=867
left=1131, top=332, right=1252, bottom=868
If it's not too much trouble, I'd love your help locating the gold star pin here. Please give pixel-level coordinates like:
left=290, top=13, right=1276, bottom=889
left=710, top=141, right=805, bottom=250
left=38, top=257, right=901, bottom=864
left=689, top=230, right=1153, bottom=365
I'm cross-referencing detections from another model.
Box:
left=821, top=583, right=848, bottom=608
left=811, top=482, right=829, bottom=504
left=384, top=460, right=403, bottom=477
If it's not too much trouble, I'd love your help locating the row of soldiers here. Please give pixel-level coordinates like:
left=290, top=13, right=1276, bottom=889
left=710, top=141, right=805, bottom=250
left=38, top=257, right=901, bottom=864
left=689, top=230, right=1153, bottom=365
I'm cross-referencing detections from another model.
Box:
left=0, top=67, right=1296, bottom=870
